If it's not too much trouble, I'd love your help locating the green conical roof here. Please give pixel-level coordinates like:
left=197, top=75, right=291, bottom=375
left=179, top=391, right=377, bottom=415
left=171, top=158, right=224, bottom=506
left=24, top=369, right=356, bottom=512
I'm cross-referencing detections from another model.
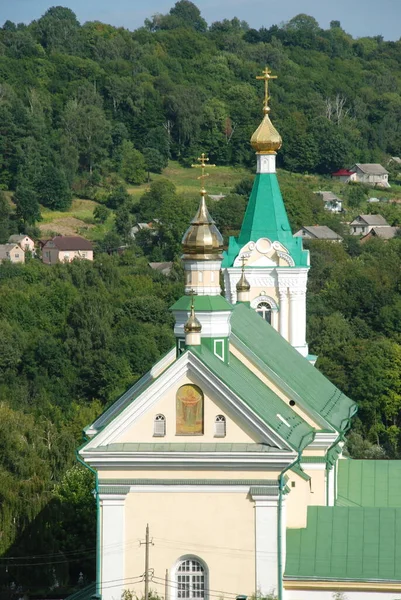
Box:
left=222, top=172, right=309, bottom=268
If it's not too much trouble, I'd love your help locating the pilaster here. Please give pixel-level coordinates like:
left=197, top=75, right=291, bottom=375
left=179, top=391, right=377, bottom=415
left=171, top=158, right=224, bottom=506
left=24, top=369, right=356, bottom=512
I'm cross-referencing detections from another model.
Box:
left=99, top=493, right=127, bottom=600
left=278, top=289, right=289, bottom=341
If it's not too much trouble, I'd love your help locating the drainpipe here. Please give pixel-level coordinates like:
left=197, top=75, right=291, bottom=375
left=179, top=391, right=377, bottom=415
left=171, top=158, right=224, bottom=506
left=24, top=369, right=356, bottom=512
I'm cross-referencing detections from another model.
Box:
left=325, top=416, right=352, bottom=506
left=76, top=441, right=101, bottom=600
left=277, top=450, right=301, bottom=600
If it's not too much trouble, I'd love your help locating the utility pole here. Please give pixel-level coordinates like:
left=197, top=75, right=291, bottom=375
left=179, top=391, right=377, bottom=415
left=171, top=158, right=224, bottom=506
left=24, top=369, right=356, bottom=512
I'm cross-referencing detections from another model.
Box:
left=140, top=524, right=153, bottom=600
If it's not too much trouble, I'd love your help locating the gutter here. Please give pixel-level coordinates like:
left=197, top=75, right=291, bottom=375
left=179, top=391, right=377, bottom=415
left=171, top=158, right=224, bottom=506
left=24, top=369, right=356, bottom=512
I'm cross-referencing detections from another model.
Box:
left=76, top=440, right=101, bottom=600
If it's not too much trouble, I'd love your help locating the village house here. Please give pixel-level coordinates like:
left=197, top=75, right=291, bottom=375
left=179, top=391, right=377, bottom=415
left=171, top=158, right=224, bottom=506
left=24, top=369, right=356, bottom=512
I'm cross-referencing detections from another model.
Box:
left=0, top=243, right=25, bottom=264
left=350, top=214, right=390, bottom=235
left=8, top=234, right=35, bottom=253
left=331, top=168, right=356, bottom=183
left=42, top=236, right=93, bottom=264
left=314, top=191, right=343, bottom=213
left=293, top=225, right=343, bottom=242
left=350, top=163, right=390, bottom=187
left=360, top=226, right=400, bottom=242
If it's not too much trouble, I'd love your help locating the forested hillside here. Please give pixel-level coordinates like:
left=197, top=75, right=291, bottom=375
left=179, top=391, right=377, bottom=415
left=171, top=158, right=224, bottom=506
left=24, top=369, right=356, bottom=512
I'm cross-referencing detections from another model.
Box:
left=2, top=1, right=401, bottom=596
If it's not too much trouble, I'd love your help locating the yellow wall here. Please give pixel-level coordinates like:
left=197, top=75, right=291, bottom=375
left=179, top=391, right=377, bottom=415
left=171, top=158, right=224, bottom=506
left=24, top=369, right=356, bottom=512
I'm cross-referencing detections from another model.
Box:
left=123, top=491, right=256, bottom=598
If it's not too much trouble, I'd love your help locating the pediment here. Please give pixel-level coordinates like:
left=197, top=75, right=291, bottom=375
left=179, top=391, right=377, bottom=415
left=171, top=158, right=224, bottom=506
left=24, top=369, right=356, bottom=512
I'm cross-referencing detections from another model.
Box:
left=234, top=238, right=294, bottom=268
left=82, top=352, right=293, bottom=455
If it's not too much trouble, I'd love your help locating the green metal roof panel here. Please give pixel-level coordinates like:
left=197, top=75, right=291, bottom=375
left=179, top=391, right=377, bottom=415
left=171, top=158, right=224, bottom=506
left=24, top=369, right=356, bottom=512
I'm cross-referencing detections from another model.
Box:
left=301, top=456, right=327, bottom=463
left=285, top=506, right=401, bottom=581
left=191, top=345, right=314, bottom=451
left=222, top=173, right=309, bottom=267
left=65, top=583, right=96, bottom=600
left=91, top=442, right=278, bottom=453
left=337, top=460, right=401, bottom=508
left=170, top=295, right=233, bottom=312
left=231, top=304, right=357, bottom=432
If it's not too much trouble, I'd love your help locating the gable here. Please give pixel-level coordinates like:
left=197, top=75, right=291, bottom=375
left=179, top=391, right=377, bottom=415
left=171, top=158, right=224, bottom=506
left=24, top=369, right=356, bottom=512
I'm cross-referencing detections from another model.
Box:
left=233, top=238, right=295, bottom=268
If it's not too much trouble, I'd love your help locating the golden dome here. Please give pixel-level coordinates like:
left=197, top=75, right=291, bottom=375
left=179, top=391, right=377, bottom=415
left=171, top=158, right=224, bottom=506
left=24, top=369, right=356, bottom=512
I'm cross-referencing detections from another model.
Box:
left=250, top=108, right=282, bottom=154
left=182, top=195, right=224, bottom=260
left=251, top=66, right=282, bottom=154
left=236, top=270, right=250, bottom=292
left=184, top=301, right=202, bottom=333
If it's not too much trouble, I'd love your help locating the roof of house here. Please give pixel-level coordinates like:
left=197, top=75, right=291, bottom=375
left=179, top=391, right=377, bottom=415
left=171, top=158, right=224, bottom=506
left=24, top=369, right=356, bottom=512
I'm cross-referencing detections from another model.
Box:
left=332, top=169, right=355, bottom=176
left=350, top=214, right=389, bottom=226
left=353, top=163, right=389, bottom=175
left=0, top=244, right=23, bottom=259
left=8, top=234, right=32, bottom=243
left=64, top=583, right=96, bottom=600
left=391, top=156, right=401, bottom=164
left=314, top=191, right=342, bottom=202
left=362, top=226, right=399, bottom=240
left=286, top=459, right=401, bottom=582
left=294, top=226, right=343, bottom=240
left=47, top=236, right=93, bottom=251
left=149, top=261, right=173, bottom=275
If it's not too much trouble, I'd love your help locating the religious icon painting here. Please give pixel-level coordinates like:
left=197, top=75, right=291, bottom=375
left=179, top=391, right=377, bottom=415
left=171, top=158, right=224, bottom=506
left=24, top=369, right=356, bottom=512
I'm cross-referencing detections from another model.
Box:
left=176, top=384, right=204, bottom=435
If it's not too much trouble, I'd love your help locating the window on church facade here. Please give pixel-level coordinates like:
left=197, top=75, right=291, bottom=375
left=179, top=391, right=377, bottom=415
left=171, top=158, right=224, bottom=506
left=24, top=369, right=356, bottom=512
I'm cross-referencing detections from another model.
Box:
left=154, top=414, right=166, bottom=437
left=177, top=558, right=205, bottom=600
left=256, top=301, right=272, bottom=324
left=176, top=384, right=204, bottom=435
left=214, top=415, right=226, bottom=437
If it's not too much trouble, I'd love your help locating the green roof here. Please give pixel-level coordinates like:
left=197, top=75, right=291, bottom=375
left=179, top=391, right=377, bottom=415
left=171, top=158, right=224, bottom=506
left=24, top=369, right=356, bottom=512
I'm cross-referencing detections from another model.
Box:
left=90, top=442, right=278, bottom=453
left=170, top=295, right=233, bottom=312
left=222, top=173, right=309, bottom=267
left=191, top=345, right=314, bottom=451
left=231, top=304, right=357, bottom=432
left=285, top=506, right=401, bottom=581
left=337, top=460, right=401, bottom=508
left=65, top=584, right=96, bottom=600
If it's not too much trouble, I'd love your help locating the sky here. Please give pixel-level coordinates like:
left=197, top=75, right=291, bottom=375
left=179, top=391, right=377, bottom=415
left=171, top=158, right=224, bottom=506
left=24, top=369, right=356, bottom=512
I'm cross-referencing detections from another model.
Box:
left=1, top=0, right=401, bottom=41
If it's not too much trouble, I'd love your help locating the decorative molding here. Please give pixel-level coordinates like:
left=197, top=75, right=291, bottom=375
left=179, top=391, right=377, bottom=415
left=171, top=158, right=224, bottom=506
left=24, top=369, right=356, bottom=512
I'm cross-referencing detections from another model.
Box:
left=250, top=295, right=279, bottom=311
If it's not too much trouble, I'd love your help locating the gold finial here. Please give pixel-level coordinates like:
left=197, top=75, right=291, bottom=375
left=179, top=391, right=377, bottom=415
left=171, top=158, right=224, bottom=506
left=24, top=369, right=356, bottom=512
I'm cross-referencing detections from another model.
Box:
left=256, top=66, right=277, bottom=114
left=192, top=152, right=216, bottom=195
left=236, top=256, right=250, bottom=293
left=184, top=289, right=202, bottom=333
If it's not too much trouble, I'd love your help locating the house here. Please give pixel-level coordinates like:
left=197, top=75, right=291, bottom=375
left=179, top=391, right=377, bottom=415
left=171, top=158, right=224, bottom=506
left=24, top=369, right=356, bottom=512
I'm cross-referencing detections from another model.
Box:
left=149, top=261, right=173, bottom=276
left=293, top=225, right=343, bottom=242
left=0, top=244, right=25, bottom=264
left=314, top=191, right=343, bottom=213
left=349, top=214, right=390, bottom=235
left=367, top=197, right=380, bottom=203
left=130, top=222, right=155, bottom=239
left=331, top=168, right=356, bottom=183
left=360, top=226, right=400, bottom=242
left=350, top=163, right=390, bottom=187
left=208, top=193, right=226, bottom=201
left=8, top=234, right=35, bottom=253
left=42, top=236, right=93, bottom=264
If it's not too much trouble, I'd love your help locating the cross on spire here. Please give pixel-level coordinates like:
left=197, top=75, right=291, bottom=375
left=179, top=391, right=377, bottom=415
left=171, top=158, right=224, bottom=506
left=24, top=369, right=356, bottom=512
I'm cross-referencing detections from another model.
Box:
left=192, top=152, right=216, bottom=193
left=256, top=66, right=277, bottom=113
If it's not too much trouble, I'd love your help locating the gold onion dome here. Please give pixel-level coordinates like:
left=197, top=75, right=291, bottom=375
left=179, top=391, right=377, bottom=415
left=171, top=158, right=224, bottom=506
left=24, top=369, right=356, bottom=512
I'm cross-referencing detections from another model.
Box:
left=250, top=67, right=282, bottom=154
left=236, top=269, right=250, bottom=292
left=182, top=195, right=224, bottom=260
left=184, top=301, right=202, bottom=333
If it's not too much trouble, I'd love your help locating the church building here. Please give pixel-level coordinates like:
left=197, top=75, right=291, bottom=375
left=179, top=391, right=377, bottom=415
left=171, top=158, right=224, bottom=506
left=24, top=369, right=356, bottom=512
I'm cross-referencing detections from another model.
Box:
left=79, top=69, right=401, bottom=600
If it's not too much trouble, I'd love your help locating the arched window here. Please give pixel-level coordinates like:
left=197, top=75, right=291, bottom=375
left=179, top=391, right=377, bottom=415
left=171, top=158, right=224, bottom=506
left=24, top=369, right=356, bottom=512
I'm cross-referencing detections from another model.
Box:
left=177, top=558, right=205, bottom=600
left=154, top=414, right=166, bottom=437
left=256, top=301, right=272, bottom=324
left=214, top=415, right=226, bottom=438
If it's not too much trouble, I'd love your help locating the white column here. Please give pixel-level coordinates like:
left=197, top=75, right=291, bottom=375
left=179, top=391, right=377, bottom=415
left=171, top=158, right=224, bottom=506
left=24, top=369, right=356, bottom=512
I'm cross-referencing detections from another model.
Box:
left=253, top=495, right=281, bottom=596
left=100, top=494, right=126, bottom=600
left=327, top=468, right=335, bottom=506
left=279, top=289, right=289, bottom=341
left=289, top=289, right=307, bottom=353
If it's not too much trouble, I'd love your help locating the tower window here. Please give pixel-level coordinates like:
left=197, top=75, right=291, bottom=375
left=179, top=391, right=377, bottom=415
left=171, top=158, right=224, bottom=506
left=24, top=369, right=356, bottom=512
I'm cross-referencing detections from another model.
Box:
left=256, top=301, right=272, bottom=324
left=154, top=414, right=166, bottom=437
left=214, top=415, right=226, bottom=438
left=177, top=558, right=205, bottom=600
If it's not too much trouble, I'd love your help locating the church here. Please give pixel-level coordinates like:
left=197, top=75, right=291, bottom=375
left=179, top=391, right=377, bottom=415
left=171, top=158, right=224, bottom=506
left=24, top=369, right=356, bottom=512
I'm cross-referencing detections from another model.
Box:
left=78, top=69, right=401, bottom=600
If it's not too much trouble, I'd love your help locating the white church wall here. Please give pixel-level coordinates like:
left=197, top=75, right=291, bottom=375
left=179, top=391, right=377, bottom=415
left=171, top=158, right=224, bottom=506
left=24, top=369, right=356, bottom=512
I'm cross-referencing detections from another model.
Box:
left=123, top=490, right=258, bottom=599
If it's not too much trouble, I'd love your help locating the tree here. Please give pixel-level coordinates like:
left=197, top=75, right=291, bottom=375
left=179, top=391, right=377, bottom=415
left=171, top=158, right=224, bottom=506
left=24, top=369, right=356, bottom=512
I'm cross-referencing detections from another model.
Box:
left=115, top=203, right=133, bottom=240
left=93, top=204, right=110, bottom=223
left=0, top=192, right=11, bottom=242
left=35, top=6, right=81, bottom=53
left=37, top=164, right=72, bottom=210
left=143, top=147, right=168, bottom=176
left=14, top=184, right=41, bottom=225
left=119, top=141, right=146, bottom=184
left=106, top=185, right=130, bottom=209
left=169, top=1, right=207, bottom=32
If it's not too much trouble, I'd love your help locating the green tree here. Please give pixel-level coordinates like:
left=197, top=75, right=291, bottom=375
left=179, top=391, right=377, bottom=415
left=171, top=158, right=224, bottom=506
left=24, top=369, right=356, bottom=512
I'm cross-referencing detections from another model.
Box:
left=0, top=192, right=11, bottom=242
left=119, top=141, right=147, bottom=184
left=93, top=204, right=110, bottom=223
left=14, top=184, right=41, bottom=225
left=169, top=1, right=207, bottom=32
left=37, top=164, right=72, bottom=211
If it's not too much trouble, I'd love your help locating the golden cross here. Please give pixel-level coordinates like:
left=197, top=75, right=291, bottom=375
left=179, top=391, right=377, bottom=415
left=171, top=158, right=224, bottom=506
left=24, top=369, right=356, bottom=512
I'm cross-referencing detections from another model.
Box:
left=189, top=287, right=197, bottom=304
left=191, top=152, right=216, bottom=190
left=240, top=255, right=247, bottom=271
left=256, top=66, right=277, bottom=111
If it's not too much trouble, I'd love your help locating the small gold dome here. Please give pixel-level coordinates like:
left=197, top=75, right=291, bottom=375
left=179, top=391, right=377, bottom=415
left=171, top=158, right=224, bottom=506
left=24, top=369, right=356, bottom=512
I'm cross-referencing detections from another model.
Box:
left=182, top=195, right=224, bottom=260
left=250, top=108, right=282, bottom=154
left=184, top=302, right=202, bottom=333
left=236, top=270, right=250, bottom=292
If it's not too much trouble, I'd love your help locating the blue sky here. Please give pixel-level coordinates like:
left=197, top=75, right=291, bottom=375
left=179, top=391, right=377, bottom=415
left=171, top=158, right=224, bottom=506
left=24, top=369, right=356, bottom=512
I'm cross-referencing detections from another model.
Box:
left=2, top=0, right=401, bottom=40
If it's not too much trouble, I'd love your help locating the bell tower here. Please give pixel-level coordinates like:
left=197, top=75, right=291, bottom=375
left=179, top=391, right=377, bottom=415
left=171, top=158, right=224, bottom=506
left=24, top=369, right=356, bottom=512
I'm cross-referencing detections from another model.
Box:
left=222, top=68, right=310, bottom=357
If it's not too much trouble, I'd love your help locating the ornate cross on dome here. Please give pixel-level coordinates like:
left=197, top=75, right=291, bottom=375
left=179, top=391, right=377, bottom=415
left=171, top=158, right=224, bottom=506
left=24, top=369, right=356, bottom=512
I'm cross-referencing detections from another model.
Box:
left=191, top=152, right=216, bottom=193
left=256, top=66, right=277, bottom=112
